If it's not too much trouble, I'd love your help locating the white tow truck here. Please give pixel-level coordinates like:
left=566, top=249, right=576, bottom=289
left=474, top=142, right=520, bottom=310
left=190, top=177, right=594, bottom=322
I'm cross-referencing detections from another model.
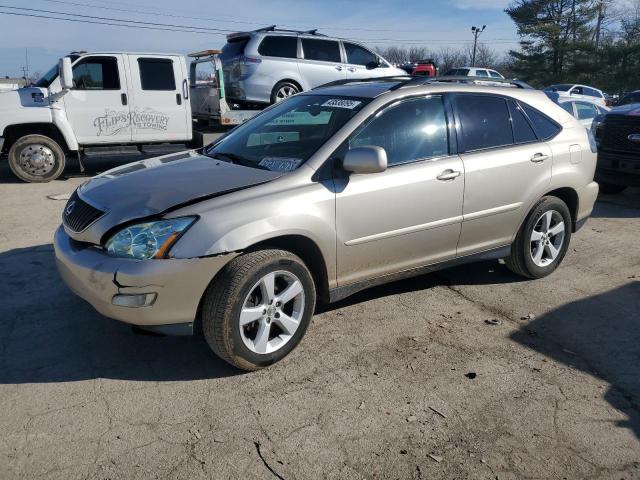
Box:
left=0, top=50, right=261, bottom=182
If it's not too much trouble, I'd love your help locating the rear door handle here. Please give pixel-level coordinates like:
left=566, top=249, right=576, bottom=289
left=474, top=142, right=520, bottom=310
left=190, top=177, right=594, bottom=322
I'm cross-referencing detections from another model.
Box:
left=335, top=65, right=343, bottom=71
left=347, top=67, right=356, bottom=72
left=436, top=169, right=461, bottom=181
left=531, top=153, right=549, bottom=163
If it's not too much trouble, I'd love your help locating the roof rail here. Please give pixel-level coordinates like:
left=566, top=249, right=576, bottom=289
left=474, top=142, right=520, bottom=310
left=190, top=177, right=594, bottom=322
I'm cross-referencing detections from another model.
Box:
left=313, top=76, right=412, bottom=90
left=313, top=75, right=534, bottom=92
left=422, top=76, right=533, bottom=89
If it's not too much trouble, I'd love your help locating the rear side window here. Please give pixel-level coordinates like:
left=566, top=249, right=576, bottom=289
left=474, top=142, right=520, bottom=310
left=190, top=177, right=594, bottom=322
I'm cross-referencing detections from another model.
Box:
left=138, top=58, right=176, bottom=91
left=583, top=87, right=602, bottom=98
left=455, top=95, right=513, bottom=151
left=72, top=56, right=120, bottom=90
left=560, top=102, right=574, bottom=115
left=301, top=38, right=341, bottom=62
left=446, top=68, right=470, bottom=76
left=508, top=100, right=537, bottom=143
left=489, top=71, right=502, bottom=78
left=344, top=42, right=377, bottom=66
left=258, top=36, right=297, bottom=59
left=476, top=70, right=489, bottom=77
left=522, top=105, right=561, bottom=140
left=575, top=102, right=598, bottom=120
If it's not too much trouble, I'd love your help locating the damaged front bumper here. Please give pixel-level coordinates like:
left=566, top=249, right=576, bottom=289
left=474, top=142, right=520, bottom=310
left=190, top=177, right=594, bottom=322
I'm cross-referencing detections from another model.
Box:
left=54, top=226, right=235, bottom=333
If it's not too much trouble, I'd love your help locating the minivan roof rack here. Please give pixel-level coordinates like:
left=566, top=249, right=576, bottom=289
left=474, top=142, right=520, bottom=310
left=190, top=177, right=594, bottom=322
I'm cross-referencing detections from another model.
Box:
left=228, top=25, right=325, bottom=38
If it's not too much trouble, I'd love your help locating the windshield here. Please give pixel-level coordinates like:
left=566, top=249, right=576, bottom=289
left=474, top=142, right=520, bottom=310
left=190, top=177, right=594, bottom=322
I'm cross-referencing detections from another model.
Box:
left=34, top=64, right=59, bottom=88
left=206, top=94, right=371, bottom=172
left=619, top=93, right=640, bottom=106
left=546, top=84, right=572, bottom=92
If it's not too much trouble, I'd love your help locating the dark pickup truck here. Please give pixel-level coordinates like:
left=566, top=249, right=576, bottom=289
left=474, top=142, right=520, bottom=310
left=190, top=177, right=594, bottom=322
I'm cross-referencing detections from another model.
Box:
left=593, top=103, right=640, bottom=193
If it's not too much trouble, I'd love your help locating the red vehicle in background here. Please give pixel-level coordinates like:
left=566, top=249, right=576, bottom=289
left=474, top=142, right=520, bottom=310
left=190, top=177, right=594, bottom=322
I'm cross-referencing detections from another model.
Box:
left=412, top=59, right=438, bottom=77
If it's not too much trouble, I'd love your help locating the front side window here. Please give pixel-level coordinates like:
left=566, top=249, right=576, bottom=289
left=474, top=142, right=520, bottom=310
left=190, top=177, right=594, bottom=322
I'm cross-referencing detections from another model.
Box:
left=349, top=96, right=449, bottom=166
left=455, top=95, right=512, bottom=151
left=258, top=36, right=298, bottom=59
left=575, top=102, right=598, bottom=120
left=620, top=93, right=640, bottom=105
left=138, top=58, right=176, bottom=91
left=344, top=42, right=377, bottom=66
left=301, top=38, right=341, bottom=63
left=206, top=95, right=370, bottom=171
left=72, top=56, right=120, bottom=90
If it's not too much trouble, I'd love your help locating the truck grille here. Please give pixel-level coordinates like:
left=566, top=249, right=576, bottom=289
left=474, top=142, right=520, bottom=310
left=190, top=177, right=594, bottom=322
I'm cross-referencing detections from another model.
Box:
left=62, top=190, right=105, bottom=232
left=600, top=115, right=640, bottom=154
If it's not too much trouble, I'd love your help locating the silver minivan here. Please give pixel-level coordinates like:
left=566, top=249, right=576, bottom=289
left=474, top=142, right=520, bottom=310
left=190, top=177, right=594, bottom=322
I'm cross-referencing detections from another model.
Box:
left=220, top=26, right=405, bottom=105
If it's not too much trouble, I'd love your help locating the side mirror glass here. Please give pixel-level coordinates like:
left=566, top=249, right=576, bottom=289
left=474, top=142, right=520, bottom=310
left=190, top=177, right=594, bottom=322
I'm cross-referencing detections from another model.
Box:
left=59, top=57, right=73, bottom=90
left=343, top=146, right=387, bottom=174
left=366, top=59, right=381, bottom=70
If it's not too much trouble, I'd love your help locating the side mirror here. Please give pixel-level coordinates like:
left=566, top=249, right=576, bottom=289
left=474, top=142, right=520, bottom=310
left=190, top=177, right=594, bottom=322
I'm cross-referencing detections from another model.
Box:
left=59, top=57, right=73, bottom=90
left=343, top=146, right=387, bottom=174
left=366, top=58, right=381, bottom=70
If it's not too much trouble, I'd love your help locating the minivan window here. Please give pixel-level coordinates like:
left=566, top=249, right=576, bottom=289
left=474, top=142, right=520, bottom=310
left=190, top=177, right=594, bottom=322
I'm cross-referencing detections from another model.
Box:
left=476, top=70, right=489, bottom=77
left=206, top=95, right=370, bottom=171
left=446, top=68, right=470, bottom=76
left=258, top=36, right=298, bottom=59
left=522, top=105, right=561, bottom=140
left=72, top=56, right=120, bottom=90
left=455, top=95, right=512, bottom=151
left=349, top=96, right=449, bottom=166
left=138, top=58, right=175, bottom=91
left=301, top=38, right=341, bottom=63
left=508, top=100, right=537, bottom=143
left=344, top=42, right=377, bottom=66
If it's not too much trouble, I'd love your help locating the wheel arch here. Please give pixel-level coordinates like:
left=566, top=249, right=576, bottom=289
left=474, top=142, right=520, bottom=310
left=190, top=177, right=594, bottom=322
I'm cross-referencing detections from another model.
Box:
left=271, top=78, right=304, bottom=96
left=2, top=123, right=73, bottom=154
left=543, top=187, right=579, bottom=232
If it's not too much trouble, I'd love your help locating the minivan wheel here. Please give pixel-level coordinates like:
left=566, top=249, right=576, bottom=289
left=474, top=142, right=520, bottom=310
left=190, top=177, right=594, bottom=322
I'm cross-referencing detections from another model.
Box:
left=505, top=196, right=572, bottom=279
left=201, top=249, right=316, bottom=371
left=8, top=134, right=66, bottom=183
left=271, top=81, right=300, bottom=103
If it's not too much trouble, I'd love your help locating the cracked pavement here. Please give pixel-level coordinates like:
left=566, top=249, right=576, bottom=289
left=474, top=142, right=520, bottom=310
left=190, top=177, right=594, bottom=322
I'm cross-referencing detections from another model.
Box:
left=1, top=161, right=639, bottom=479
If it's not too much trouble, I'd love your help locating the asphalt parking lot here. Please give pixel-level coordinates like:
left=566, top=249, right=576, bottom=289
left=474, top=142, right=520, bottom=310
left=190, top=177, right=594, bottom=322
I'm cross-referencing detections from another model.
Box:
left=0, top=161, right=639, bottom=480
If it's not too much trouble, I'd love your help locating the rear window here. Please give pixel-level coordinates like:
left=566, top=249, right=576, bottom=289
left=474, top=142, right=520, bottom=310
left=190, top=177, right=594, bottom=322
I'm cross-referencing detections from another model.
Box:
left=301, top=38, right=341, bottom=63
left=445, top=68, right=470, bottom=76
left=258, top=36, right=297, bottom=59
left=220, top=37, right=249, bottom=60
left=522, top=105, right=561, bottom=140
left=138, top=58, right=175, bottom=91
left=547, top=84, right=572, bottom=92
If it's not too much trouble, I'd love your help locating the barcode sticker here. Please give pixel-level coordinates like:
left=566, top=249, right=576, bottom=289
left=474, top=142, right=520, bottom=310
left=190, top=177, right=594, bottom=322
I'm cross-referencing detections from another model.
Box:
left=321, top=99, right=362, bottom=109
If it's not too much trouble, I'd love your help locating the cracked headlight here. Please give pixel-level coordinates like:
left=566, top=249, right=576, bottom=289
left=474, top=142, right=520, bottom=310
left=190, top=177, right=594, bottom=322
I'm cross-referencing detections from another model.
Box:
left=105, top=217, right=197, bottom=260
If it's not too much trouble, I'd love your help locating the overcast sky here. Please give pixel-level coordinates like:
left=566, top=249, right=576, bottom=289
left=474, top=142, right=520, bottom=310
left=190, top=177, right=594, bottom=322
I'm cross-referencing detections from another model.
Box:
left=0, top=0, right=519, bottom=78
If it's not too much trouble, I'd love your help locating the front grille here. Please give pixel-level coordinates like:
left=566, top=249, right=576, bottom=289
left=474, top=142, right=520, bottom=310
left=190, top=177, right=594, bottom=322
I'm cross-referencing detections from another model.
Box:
left=62, top=190, right=105, bottom=232
left=600, top=115, right=640, bottom=154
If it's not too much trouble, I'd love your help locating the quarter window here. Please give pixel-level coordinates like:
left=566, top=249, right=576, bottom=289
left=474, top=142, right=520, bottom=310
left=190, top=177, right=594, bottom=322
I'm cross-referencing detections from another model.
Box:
left=560, top=102, right=575, bottom=115
left=72, top=56, right=120, bottom=90
left=301, top=38, right=341, bottom=63
left=349, top=96, right=449, bottom=166
left=138, top=58, right=176, bottom=91
left=258, top=36, right=298, bottom=59
left=575, top=102, right=598, bottom=120
left=344, top=42, right=377, bottom=66
left=522, top=105, right=561, bottom=140
left=489, top=71, right=502, bottom=78
left=454, top=95, right=513, bottom=151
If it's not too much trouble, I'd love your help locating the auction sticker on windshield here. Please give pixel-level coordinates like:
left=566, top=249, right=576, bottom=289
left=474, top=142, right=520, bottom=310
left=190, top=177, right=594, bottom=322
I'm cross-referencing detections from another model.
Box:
left=322, top=99, right=362, bottom=109
left=258, top=157, right=303, bottom=172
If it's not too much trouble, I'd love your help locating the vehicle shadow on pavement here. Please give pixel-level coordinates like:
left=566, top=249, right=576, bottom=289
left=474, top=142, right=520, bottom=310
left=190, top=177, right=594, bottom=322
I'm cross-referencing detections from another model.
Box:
left=510, top=282, right=640, bottom=440
left=0, top=244, right=241, bottom=384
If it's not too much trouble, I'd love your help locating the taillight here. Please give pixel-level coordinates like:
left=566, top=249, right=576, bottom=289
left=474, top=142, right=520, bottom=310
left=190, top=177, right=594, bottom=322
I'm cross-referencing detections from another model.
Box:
left=239, top=55, right=262, bottom=65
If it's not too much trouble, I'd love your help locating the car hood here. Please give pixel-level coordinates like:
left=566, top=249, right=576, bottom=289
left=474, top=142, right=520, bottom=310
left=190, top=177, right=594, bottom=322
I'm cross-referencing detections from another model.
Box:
left=607, top=103, right=640, bottom=116
left=69, top=150, right=283, bottom=243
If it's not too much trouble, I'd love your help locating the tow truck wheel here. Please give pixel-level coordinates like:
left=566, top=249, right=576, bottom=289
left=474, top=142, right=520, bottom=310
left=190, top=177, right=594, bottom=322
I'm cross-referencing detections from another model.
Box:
left=8, top=134, right=66, bottom=183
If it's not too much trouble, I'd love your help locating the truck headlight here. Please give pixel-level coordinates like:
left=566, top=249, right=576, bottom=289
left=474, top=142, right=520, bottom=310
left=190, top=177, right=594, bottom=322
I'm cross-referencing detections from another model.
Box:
left=105, top=217, right=197, bottom=260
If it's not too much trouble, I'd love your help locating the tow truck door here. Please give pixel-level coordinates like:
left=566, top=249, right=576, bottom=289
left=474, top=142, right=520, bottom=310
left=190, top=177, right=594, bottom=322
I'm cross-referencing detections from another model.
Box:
left=126, top=54, right=191, bottom=142
left=62, top=54, right=132, bottom=144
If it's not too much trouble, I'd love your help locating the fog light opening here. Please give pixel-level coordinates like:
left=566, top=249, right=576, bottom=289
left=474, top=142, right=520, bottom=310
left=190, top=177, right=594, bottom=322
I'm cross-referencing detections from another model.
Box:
left=112, top=293, right=157, bottom=308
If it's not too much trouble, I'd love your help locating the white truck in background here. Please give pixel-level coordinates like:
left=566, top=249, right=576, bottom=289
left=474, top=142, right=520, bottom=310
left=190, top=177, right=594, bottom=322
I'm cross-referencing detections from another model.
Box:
left=0, top=51, right=260, bottom=182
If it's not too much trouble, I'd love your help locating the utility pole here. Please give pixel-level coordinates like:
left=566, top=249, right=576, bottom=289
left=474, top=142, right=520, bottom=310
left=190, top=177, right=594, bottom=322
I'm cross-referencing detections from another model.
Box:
left=471, top=25, right=486, bottom=67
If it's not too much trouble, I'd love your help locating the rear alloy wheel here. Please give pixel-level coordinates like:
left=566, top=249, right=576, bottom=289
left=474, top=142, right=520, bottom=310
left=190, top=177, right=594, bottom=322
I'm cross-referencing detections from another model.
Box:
left=202, top=249, right=316, bottom=370
left=505, top=196, right=572, bottom=279
left=271, top=81, right=300, bottom=103
left=8, top=134, right=66, bottom=183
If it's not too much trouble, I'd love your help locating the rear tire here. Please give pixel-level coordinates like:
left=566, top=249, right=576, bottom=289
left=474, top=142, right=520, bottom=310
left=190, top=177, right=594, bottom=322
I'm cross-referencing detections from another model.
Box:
left=598, top=182, right=627, bottom=195
left=505, top=196, right=572, bottom=279
left=270, top=81, right=300, bottom=104
left=8, top=134, right=66, bottom=183
left=201, top=249, right=316, bottom=371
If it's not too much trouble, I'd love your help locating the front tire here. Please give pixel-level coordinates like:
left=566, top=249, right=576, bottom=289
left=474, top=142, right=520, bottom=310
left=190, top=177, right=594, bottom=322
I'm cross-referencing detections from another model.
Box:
left=8, top=134, right=66, bottom=183
left=202, top=249, right=316, bottom=371
left=505, top=196, right=572, bottom=279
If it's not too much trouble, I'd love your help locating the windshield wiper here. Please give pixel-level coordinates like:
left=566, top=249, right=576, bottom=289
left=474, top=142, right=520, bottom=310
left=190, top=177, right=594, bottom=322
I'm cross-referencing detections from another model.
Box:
left=209, top=152, right=270, bottom=170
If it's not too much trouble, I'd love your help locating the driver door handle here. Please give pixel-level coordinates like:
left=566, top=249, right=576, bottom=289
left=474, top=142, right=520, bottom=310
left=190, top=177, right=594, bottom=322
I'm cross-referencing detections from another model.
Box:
left=530, top=153, right=549, bottom=163
left=335, top=65, right=343, bottom=71
left=437, top=169, right=461, bottom=181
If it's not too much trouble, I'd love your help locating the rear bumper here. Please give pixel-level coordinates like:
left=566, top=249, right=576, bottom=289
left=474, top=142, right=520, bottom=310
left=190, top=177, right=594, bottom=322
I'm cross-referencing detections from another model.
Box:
left=576, top=181, right=599, bottom=227
left=54, top=226, right=235, bottom=330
